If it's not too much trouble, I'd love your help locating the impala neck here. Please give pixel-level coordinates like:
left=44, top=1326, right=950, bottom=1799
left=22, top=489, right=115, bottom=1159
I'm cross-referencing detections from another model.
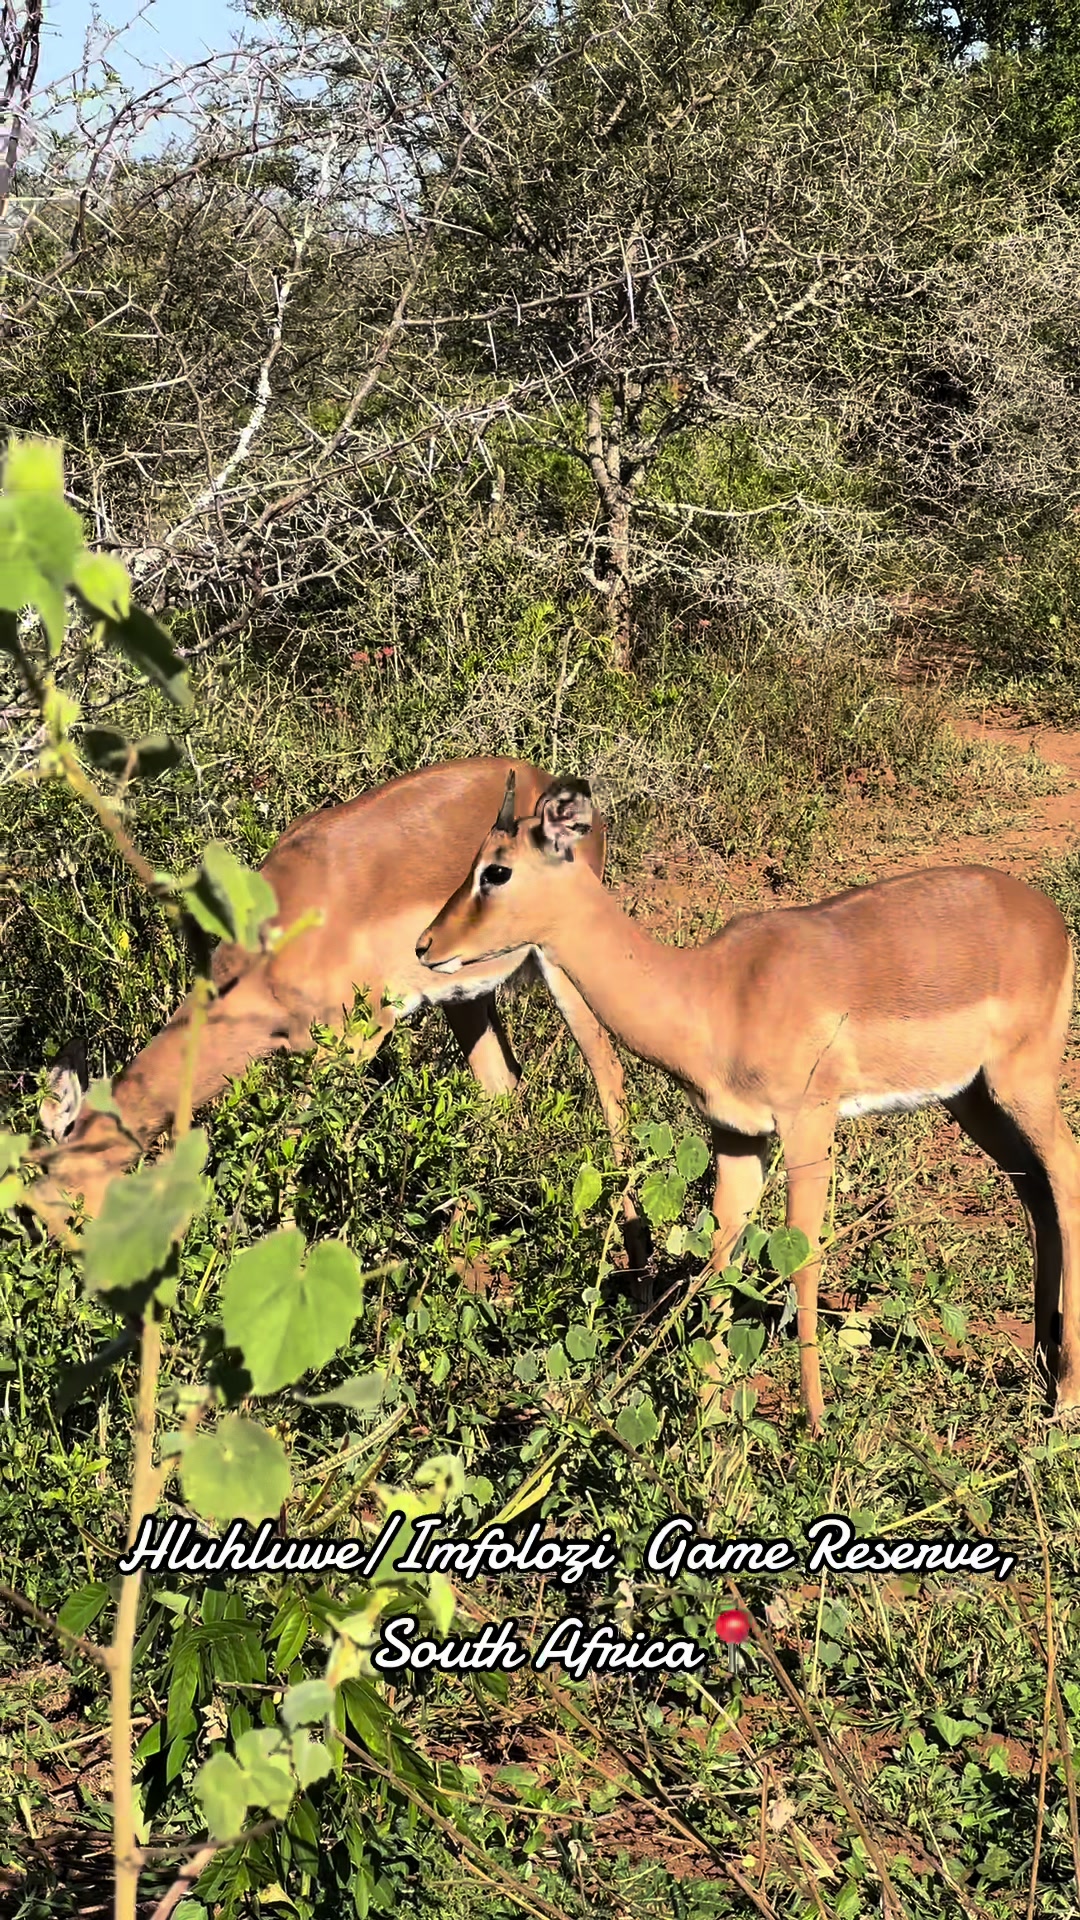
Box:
left=541, top=869, right=711, bottom=1090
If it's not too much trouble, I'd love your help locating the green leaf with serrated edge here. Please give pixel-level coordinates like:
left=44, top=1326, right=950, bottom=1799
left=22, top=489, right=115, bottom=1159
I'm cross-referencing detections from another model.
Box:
left=182, top=841, right=277, bottom=951
left=193, top=1750, right=249, bottom=1842
left=675, top=1134, right=709, bottom=1179
left=72, top=550, right=131, bottom=621
left=105, top=605, right=192, bottom=707
left=690, top=1337, right=717, bottom=1371
left=221, top=1230, right=364, bottom=1395
left=4, top=438, right=65, bottom=495
left=572, top=1163, right=603, bottom=1215
left=767, top=1226, right=811, bottom=1277
left=565, top=1324, right=597, bottom=1363
left=81, top=1130, right=208, bottom=1290
left=281, top=1681, right=335, bottom=1730
left=645, top=1122, right=674, bottom=1159
left=640, top=1169, right=686, bottom=1226
left=304, top=1368, right=394, bottom=1414
left=513, top=1351, right=539, bottom=1383
left=57, top=1582, right=109, bottom=1638
left=291, top=1730, right=333, bottom=1790
left=181, top=1417, right=291, bottom=1525
left=0, top=1132, right=28, bottom=1174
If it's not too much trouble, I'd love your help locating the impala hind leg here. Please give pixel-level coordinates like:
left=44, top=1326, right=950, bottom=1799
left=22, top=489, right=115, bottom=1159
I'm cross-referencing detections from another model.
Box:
left=950, top=1069, right=1080, bottom=1413
left=775, top=1109, right=836, bottom=1435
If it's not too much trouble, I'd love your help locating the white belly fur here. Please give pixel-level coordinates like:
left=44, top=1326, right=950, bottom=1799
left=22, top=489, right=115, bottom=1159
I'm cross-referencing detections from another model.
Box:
left=838, top=1079, right=974, bottom=1120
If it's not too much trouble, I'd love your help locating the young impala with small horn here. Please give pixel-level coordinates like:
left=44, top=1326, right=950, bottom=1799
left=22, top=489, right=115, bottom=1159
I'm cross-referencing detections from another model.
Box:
left=418, top=775, right=1080, bottom=1430
left=29, top=759, right=641, bottom=1256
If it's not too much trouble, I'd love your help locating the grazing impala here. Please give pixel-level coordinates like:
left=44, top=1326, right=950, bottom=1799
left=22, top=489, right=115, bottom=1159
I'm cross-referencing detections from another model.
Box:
left=29, top=759, right=637, bottom=1244
left=417, top=775, right=1080, bottom=1430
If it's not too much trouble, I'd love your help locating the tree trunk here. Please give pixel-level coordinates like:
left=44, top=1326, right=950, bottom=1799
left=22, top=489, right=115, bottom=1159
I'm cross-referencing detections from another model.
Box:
left=604, top=492, right=633, bottom=673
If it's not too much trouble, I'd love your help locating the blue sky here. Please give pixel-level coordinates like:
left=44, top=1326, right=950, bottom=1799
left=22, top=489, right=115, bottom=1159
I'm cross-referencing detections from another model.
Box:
left=39, top=0, right=246, bottom=91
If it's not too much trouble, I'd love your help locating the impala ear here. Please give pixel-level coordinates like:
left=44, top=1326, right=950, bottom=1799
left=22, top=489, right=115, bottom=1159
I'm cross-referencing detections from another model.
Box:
left=39, top=1037, right=89, bottom=1142
left=494, top=770, right=517, bottom=832
left=534, top=779, right=594, bottom=860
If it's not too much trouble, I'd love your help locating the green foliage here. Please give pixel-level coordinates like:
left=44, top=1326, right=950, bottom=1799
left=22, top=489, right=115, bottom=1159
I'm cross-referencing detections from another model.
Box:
left=220, top=1230, right=366, bottom=1394
left=82, top=1130, right=210, bottom=1292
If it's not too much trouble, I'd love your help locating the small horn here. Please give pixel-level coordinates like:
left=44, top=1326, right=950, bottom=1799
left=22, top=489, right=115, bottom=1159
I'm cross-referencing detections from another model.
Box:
left=495, top=770, right=517, bottom=831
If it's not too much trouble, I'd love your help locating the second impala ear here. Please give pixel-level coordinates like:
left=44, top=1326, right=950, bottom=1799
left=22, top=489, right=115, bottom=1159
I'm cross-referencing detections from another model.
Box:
left=534, top=780, right=594, bottom=859
left=494, top=770, right=517, bottom=832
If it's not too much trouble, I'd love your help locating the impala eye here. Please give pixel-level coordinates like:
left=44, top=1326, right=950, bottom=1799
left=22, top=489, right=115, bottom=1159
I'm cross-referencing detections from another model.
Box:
left=480, top=863, right=512, bottom=891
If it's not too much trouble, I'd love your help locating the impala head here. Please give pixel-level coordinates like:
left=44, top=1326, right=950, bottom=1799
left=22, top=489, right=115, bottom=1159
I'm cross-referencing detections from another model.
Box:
left=416, top=775, right=597, bottom=972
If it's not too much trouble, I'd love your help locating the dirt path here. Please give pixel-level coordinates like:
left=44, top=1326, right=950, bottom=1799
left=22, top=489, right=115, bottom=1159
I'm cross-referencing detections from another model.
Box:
left=872, top=718, right=1080, bottom=878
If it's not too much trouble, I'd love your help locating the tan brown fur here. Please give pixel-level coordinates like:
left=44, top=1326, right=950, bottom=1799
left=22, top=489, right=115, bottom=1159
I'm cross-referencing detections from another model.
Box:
left=29, top=760, right=632, bottom=1236
left=418, top=779, right=1080, bottom=1430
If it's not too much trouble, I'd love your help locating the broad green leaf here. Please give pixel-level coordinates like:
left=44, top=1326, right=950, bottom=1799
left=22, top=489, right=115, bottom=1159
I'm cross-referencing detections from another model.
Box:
left=615, top=1397, right=659, bottom=1448
left=82, top=1130, right=209, bottom=1290
left=4, top=437, right=65, bottom=495
left=666, top=1224, right=687, bottom=1257
left=740, top=1224, right=769, bottom=1263
left=572, top=1163, right=603, bottom=1215
left=645, top=1122, right=674, bottom=1160
left=690, top=1337, right=717, bottom=1372
left=727, top=1321, right=766, bottom=1369
left=940, top=1301, right=967, bottom=1342
left=291, top=1730, right=333, bottom=1789
left=931, top=1710, right=980, bottom=1749
left=221, top=1230, right=364, bottom=1394
left=181, top=1416, right=292, bottom=1525
left=565, top=1324, right=597, bottom=1363
left=106, top=604, right=192, bottom=708
left=513, top=1351, right=539, bottom=1384
left=546, top=1341, right=568, bottom=1380
left=193, top=1750, right=249, bottom=1842
left=235, top=1727, right=295, bottom=1817
left=72, top=550, right=131, bottom=621
left=0, top=555, right=41, bottom=611
left=0, top=1132, right=29, bottom=1175
left=675, top=1134, right=709, bottom=1180
left=0, top=1172, right=25, bottom=1210
left=281, top=1680, right=335, bottom=1730
left=182, top=842, right=278, bottom=951
left=767, top=1226, right=811, bottom=1277
left=305, top=1368, right=395, bottom=1415
left=640, top=1169, right=686, bottom=1226
left=57, top=1582, right=110, bottom=1638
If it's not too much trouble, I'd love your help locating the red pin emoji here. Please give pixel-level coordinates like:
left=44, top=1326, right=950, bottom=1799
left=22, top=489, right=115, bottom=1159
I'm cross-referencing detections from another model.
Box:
left=715, top=1608, right=752, bottom=1675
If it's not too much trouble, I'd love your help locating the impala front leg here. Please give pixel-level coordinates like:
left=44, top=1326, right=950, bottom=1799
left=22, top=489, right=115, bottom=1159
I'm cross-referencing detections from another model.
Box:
left=777, top=1108, right=836, bottom=1434
left=700, top=1127, right=771, bottom=1414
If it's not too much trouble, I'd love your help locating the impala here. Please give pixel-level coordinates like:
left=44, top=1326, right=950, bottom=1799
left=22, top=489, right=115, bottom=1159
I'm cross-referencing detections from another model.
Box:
left=417, top=775, right=1080, bottom=1429
left=29, top=759, right=638, bottom=1248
